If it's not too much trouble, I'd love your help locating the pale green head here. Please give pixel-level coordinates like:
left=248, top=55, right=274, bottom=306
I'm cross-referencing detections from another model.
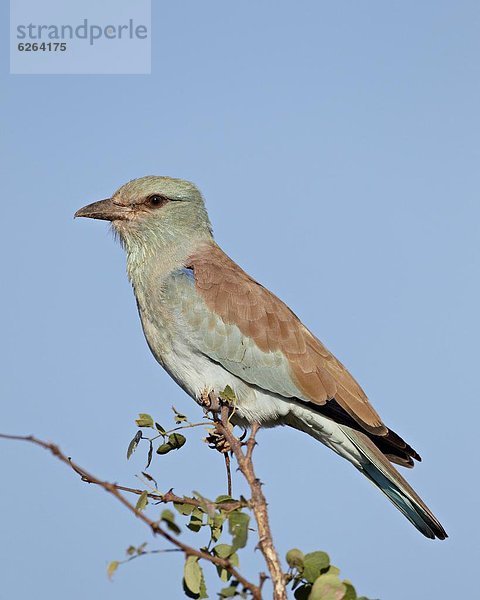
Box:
left=75, top=176, right=213, bottom=253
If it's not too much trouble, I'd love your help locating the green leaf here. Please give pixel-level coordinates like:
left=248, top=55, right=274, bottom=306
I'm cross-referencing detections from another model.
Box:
left=199, top=568, right=208, bottom=599
left=146, top=441, right=153, bottom=469
left=174, top=501, right=196, bottom=516
left=165, top=520, right=181, bottom=535
left=107, top=560, right=119, bottom=580
left=135, top=413, right=154, bottom=428
left=137, top=542, right=147, bottom=554
left=210, top=512, right=226, bottom=527
left=168, top=432, right=186, bottom=449
left=182, top=579, right=198, bottom=599
left=210, top=513, right=225, bottom=542
left=219, top=586, right=238, bottom=598
left=126, top=545, right=136, bottom=556
left=155, top=422, right=167, bottom=435
left=303, top=551, right=330, bottom=583
left=343, top=582, right=357, bottom=600
left=161, top=508, right=175, bottom=521
left=210, top=526, right=222, bottom=543
left=161, top=509, right=181, bottom=535
left=187, top=507, right=204, bottom=532
left=157, top=442, right=173, bottom=455
left=141, top=471, right=157, bottom=487
left=212, top=545, right=239, bottom=581
left=286, top=548, right=305, bottom=569
left=172, top=405, right=188, bottom=423
left=309, top=574, right=346, bottom=600
left=294, top=584, right=312, bottom=600
left=213, top=544, right=233, bottom=559
left=157, top=433, right=186, bottom=455
left=228, top=510, right=249, bottom=551
left=135, top=490, right=148, bottom=512
left=215, top=495, right=235, bottom=504
left=184, top=555, right=202, bottom=595
left=213, top=546, right=239, bottom=583
left=219, top=569, right=229, bottom=583
left=126, top=430, right=142, bottom=459
left=326, top=566, right=341, bottom=576
left=219, top=385, right=236, bottom=403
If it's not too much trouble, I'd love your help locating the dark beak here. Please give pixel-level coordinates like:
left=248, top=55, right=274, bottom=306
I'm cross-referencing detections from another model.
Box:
left=74, top=198, right=128, bottom=221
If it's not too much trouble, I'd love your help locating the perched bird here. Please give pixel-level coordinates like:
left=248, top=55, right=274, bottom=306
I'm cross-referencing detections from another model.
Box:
left=75, top=176, right=447, bottom=540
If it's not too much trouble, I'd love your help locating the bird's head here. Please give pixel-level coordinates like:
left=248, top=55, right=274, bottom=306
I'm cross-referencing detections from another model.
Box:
left=75, top=176, right=213, bottom=255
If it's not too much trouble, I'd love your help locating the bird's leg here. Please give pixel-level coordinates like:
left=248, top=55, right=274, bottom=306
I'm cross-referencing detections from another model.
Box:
left=199, top=389, right=222, bottom=413
left=200, top=389, right=247, bottom=451
left=199, top=388, right=232, bottom=452
left=199, top=390, right=235, bottom=496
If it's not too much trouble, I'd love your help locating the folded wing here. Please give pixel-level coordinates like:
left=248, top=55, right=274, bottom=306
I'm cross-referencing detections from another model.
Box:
left=181, top=242, right=386, bottom=435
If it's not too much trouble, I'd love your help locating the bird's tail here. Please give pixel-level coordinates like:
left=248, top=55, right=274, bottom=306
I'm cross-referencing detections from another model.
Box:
left=289, top=407, right=447, bottom=540
left=340, top=426, right=447, bottom=540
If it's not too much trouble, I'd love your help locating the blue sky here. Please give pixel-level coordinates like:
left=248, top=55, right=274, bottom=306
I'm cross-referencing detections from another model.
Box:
left=1, top=1, right=479, bottom=599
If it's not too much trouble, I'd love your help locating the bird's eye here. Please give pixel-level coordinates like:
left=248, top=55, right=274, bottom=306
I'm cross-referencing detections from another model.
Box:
left=148, top=194, right=166, bottom=207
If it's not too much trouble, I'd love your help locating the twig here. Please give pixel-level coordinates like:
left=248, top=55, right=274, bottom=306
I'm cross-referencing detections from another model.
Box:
left=215, top=405, right=287, bottom=600
left=119, top=547, right=183, bottom=567
left=147, top=421, right=209, bottom=442
left=224, top=452, right=232, bottom=497
left=71, top=462, right=247, bottom=513
left=0, top=432, right=261, bottom=599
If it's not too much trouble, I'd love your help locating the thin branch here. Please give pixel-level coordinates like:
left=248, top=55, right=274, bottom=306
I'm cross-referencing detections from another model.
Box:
left=166, top=421, right=210, bottom=434
left=224, top=452, right=232, bottom=497
left=71, top=463, right=247, bottom=513
left=215, top=406, right=287, bottom=600
left=147, top=421, right=210, bottom=442
left=0, top=432, right=261, bottom=599
left=118, top=547, right=182, bottom=568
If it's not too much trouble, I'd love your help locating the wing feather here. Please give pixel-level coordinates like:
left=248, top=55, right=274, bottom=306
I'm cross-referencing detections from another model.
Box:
left=180, top=241, right=386, bottom=435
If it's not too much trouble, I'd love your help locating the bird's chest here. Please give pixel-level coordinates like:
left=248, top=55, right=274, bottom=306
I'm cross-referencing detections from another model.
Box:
left=133, top=274, right=182, bottom=358
left=131, top=271, right=206, bottom=392
left=131, top=272, right=244, bottom=403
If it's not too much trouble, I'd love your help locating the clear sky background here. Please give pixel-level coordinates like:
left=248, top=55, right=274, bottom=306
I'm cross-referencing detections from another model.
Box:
left=1, top=2, right=479, bottom=599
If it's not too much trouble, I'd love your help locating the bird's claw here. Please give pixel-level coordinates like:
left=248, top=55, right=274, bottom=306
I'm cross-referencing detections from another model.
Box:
left=200, top=389, right=222, bottom=413
left=205, top=426, right=232, bottom=454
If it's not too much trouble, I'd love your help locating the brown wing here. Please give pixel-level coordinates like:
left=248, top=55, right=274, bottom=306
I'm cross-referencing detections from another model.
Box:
left=187, top=241, right=388, bottom=436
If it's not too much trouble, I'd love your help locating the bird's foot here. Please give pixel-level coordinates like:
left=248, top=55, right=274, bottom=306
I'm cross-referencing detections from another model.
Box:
left=199, top=389, right=222, bottom=413
left=200, top=388, right=244, bottom=454
left=205, top=424, right=232, bottom=454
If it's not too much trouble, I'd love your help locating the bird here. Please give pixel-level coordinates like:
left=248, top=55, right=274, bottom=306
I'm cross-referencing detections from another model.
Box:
left=75, top=175, right=447, bottom=540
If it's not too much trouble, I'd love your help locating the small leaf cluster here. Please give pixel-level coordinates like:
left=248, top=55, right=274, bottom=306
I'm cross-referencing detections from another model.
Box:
left=127, top=408, right=193, bottom=468
left=106, top=542, right=149, bottom=580
left=108, top=486, right=252, bottom=598
left=121, top=408, right=252, bottom=598
left=286, top=549, right=371, bottom=600
left=175, top=494, right=250, bottom=599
